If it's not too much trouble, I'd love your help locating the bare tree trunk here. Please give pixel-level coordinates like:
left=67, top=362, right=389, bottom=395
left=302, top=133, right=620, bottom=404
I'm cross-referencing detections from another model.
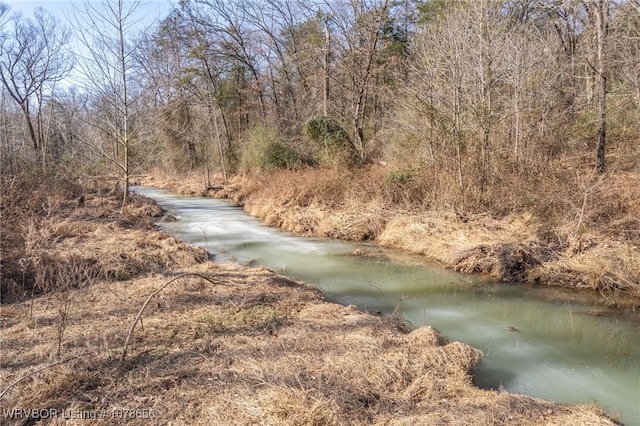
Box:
left=352, top=0, right=389, bottom=161
left=220, top=106, right=232, bottom=150
left=0, top=8, right=71, bottom=167
left=595, top=0, right=608, bottom=172
left=119, top=0, right=130, bottom=211
left=1, top=90, right=15, bottom=175
left=323, top=17, right=331, bottom=117
left=72, top=0, right=139, bottom=212
left=453, top=81, right=463, bottom=191
left=211, top=103, right=227, bottom=182
left=19, top=103, right=39, bottom=154
left=122, top=137, right=129, bottom=211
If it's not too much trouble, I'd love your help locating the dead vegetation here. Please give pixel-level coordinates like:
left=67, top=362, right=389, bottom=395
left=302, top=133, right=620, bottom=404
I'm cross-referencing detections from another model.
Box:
left=0, top=265, right=620, bottom=425
left=0, top=172, right=622, bottom=425
left=1, top=172, right=204, bottom=302
left=146, top=158, right=639, bottom=307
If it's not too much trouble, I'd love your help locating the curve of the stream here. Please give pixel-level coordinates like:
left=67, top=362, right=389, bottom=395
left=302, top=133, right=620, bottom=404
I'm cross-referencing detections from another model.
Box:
left=134, top=187, right=640, bottom=425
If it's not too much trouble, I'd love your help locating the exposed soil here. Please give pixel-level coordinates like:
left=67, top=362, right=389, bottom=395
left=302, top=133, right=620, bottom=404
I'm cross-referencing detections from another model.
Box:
left=0, top=178, right=622, bottom=424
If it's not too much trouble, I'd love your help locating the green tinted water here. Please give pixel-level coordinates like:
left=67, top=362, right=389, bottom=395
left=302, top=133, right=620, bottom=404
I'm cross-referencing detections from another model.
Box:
left=135, top=187, right=640, bottom=425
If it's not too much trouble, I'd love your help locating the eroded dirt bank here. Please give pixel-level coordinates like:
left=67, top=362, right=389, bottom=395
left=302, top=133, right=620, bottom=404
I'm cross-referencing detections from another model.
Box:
left=143, top=170, right=640, bottom=308
left=0, top=180, right=622, bottom=424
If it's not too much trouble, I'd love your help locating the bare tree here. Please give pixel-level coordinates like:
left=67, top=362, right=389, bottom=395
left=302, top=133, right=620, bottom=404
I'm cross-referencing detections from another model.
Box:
left=0, top=3, right=9, bottom=39
left=190, top=0, right=268, bottom=122
left=323, top=15, right=331, bottom=117
left=542, top=0, right=586, bottom=123
left=407, top=5, right=467, bottom=190
left=329, top=0, right=391, bottom=161
left=136, top=12, right=201, bottom=171
left=593, top=0, right=610, bottom=172
left=0, top=6, right=72, bottom=166
left=71, top=0, right=145, bottom=210
left=611, top=0, right=640, bottom=122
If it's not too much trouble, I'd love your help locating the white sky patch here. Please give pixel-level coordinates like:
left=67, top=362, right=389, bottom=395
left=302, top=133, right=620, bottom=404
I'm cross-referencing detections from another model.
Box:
left=4, top=1, right=174, bottom=30
left=3, top=0, right=176, bottom=91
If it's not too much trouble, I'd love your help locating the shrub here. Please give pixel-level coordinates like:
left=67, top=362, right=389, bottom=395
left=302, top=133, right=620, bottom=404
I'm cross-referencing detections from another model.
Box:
left=303, top=116, right=351, bottom=150
left=303, top=116, right=358, bottom=168
left=240, top=125, right=305, bottom=172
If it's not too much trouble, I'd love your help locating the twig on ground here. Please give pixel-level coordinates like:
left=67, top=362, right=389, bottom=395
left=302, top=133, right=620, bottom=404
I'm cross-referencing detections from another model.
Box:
left=120, top=273, right=240, bottom=366
left=0, top=355, right=83, bottom=401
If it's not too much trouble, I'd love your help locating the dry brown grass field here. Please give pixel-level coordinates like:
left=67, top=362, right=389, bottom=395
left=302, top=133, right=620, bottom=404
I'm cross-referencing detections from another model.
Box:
left=0, top=173, right=622, bottom=425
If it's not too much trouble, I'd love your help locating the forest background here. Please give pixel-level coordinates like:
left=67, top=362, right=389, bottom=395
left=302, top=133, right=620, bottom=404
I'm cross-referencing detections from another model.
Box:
left=1, top=0, right=639, bottom=298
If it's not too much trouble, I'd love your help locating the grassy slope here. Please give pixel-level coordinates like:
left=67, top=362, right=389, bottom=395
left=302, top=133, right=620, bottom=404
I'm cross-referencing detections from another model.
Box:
left=151, top=162, right=639, bottom=308
left=0, top=179, right=621, bottom=424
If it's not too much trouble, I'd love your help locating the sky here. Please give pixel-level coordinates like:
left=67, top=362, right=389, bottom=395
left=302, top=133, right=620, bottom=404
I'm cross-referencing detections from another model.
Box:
left=3, top=1, right=175, bottom=30
left=2, top=1, right=177, bottom=90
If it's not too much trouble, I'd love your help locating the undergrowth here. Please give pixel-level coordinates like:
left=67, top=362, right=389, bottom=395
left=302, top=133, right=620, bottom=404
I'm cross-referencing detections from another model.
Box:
left=0, top=169, right=203, bottom=303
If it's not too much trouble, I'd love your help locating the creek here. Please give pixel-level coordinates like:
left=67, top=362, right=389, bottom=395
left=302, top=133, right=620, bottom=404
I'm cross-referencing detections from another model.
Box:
left=134, top=187, right=640, bottom=425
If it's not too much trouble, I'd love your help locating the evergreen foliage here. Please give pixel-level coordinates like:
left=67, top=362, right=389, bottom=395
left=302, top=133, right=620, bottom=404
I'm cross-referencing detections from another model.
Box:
left=241, top=126, right=305, bottom=172
left=303, top=116, right=358, bottom=168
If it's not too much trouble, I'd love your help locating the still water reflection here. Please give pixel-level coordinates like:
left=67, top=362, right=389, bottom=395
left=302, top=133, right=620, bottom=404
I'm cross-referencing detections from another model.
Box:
left=134, top=187, right=640, bottom=425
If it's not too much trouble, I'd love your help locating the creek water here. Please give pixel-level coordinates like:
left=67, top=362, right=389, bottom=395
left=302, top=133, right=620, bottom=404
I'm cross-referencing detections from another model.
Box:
left=134, top=187, right=640, bottom=425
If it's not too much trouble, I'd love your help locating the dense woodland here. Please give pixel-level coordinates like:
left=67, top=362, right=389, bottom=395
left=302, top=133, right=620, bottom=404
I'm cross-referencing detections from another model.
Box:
left=1, top=0, right=639, bottom=218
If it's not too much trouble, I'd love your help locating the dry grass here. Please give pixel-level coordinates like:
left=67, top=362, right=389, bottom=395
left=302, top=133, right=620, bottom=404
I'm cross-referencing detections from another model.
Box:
left=0, top=264, right=619, bottom=425
left=1, top=173, right=204, bottom=302
left=0, top=172, right=621, bottom=425
left=532, top=242, right=640, bottom=299
left=172, top=159, right=640, bottom=305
